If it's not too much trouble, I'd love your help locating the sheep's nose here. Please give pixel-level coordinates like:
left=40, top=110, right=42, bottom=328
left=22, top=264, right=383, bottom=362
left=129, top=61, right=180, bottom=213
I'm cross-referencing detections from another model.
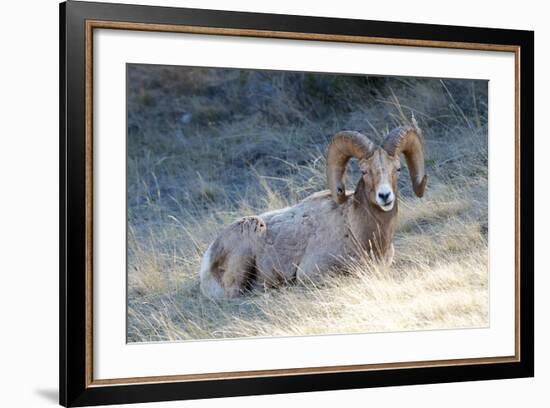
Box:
left=378, top=192, right=392, bottom=203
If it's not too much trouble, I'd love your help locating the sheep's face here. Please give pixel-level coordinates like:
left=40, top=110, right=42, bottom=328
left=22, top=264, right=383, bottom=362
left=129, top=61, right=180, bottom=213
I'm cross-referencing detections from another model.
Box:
left=359, top=149, right=400, bottom=212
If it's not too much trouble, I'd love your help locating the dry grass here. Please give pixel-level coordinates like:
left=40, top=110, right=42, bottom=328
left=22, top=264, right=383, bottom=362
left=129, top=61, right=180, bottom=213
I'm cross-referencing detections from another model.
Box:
left=126, top=65, right=489, bottom=342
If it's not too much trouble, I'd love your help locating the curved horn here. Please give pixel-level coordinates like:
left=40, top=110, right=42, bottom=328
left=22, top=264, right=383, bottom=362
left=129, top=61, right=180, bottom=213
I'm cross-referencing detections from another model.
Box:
left=382, top=118, right=427, bottom=197
left=326, top=131, right=376, bottom=204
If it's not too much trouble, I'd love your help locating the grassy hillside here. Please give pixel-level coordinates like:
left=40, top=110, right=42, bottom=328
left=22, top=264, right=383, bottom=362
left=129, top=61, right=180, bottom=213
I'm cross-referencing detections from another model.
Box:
left=126, top=64, right=488, bottom=342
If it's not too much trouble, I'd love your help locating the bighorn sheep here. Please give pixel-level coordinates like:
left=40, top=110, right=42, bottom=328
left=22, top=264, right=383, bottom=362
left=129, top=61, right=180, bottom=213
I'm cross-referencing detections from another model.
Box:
left=200, top=118, right=427, bottom=299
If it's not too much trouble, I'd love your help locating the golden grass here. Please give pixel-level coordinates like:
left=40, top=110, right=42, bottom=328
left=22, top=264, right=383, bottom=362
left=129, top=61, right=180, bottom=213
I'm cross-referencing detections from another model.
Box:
left=127, top=176, right=488, bottom=342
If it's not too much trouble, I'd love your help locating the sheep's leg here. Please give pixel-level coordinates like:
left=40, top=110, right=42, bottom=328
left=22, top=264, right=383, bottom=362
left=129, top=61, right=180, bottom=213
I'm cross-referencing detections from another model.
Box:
left=384, top=243, right=395, bottom=266
left=221, top=251, right=257, bottom=298
left=201, top=215, right=266, bottom=299
left=202, top=246, right=256, bottom=299
left=222, top=216, right=267, bottom=296
left=295, top=254, right=332, bottom=284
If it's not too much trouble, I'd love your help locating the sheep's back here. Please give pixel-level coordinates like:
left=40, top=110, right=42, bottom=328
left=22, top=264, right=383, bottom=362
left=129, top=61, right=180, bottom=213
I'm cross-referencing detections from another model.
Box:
left=254, top=190, right=348, bottom=281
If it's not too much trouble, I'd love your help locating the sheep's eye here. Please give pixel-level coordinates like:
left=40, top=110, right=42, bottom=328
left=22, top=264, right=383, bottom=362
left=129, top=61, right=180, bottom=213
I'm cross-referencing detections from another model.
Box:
left=361, top=170, right=368, bottom=175
left=396, top=168, right=401, bottom=172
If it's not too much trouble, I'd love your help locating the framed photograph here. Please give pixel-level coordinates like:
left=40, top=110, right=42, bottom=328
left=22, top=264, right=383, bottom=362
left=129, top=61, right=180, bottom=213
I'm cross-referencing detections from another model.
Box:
left=60, top=1, right=534, bottom=406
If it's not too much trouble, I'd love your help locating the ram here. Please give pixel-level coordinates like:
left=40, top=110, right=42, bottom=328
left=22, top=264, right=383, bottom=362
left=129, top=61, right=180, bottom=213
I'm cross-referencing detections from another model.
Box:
left=200, top=118, right=427, bottom=299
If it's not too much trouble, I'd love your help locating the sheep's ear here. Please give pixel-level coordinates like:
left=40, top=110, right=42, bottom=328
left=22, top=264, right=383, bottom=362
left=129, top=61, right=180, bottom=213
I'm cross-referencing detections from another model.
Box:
left=359, top=159, right=369, bottom=174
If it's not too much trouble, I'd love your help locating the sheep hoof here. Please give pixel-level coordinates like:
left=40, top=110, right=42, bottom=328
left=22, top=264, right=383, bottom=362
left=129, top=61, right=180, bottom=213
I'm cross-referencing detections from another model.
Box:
left=238, top=216, right=267, bottom=235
